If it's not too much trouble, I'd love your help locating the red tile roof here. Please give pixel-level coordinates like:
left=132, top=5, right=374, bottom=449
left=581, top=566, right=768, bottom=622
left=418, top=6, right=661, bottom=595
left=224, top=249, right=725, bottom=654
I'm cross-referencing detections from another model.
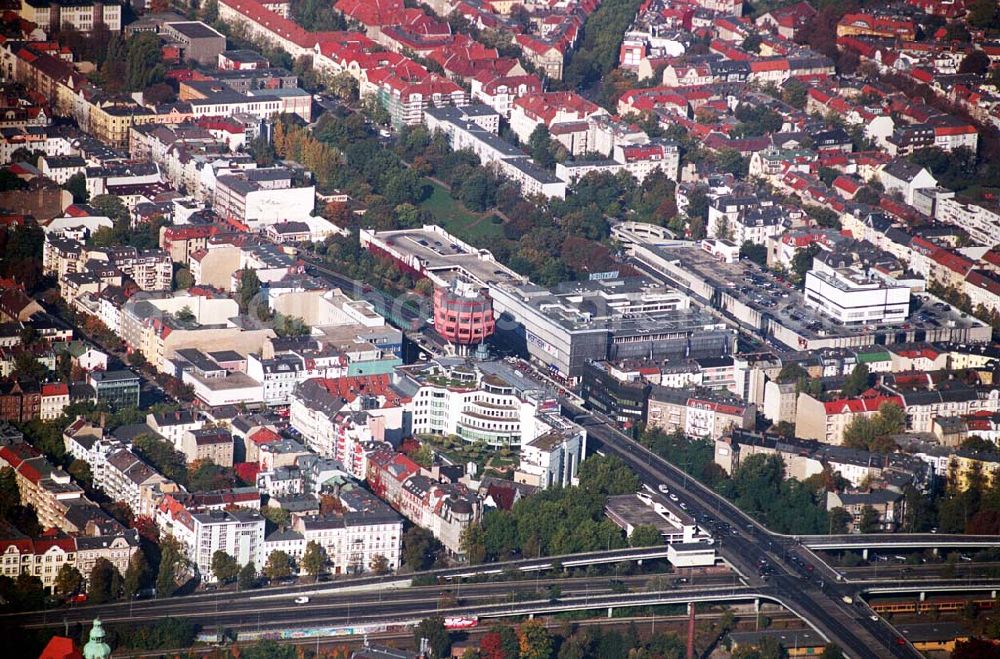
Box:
left=41, top=382, right=68, bottom=397
left=823, top=393, right=904, bottom=415
left=39, top=636, right=82, bottom=659
left=249, top=427, right=282, bottom=445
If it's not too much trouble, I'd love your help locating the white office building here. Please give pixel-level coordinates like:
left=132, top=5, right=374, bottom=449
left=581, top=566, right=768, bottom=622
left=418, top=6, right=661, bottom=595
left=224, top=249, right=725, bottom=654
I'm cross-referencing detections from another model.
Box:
left=804, top=266, right=910, bottom=326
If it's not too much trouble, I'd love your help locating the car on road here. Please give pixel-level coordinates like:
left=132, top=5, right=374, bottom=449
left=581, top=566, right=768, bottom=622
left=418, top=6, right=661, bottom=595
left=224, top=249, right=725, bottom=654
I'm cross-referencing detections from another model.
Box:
left=658, top=484, right=669, bottom=494
left=870, top=615, right=879, bottom=621
left=294, top=596, right=310, bottom=604
left=668, top=494, right=679, bottom=502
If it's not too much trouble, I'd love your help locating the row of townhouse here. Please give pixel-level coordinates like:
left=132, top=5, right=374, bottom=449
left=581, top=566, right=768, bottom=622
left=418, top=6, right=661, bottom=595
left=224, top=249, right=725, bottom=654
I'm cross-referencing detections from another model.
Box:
left=63, top=416, right=184, bottom=519
left=0, top=428, right=122, bottom=534
left=289, top=376, right=406, bottom=480
left=716, top=428, right=928, bottom=490
left=644, top=386, right=756, bottom=441
left=217, top=0, right=471, bottom=128
left=43, top=231, right=173, bottom=295
left=0, top=529, right=139, bottom=591
left=0, top=378, right=71, bottom=423
left=156, top=477, right=402, bottom=580
left=128, top=122, right=240, bottom=199
left=365, top=446, right=481, bottom=557
left=795, top=378, right=1000, bottom=446
left=1, top=37, right=302, bottom=149
left=838, top=185, right=1000, bottom=317
left=662, top=51, right=834, bottom=89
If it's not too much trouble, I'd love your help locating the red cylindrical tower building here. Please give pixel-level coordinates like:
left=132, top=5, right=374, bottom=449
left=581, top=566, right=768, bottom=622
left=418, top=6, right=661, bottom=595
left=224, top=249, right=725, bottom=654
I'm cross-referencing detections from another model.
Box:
left=433, top=279, right=495, bottom=349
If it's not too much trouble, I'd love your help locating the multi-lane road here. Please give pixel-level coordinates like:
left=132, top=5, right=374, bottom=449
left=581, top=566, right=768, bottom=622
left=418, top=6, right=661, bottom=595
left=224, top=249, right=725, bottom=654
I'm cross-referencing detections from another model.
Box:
left=9, top=574, right=742, bottom=633
left=569, top=402, right=924, bottom=659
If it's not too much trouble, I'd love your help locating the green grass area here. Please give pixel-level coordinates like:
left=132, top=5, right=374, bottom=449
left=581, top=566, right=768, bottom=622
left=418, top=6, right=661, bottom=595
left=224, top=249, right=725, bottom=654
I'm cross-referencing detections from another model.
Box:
left=419, top=433, right=517, bottom=473
left=420, top=182, right=508, bottom=244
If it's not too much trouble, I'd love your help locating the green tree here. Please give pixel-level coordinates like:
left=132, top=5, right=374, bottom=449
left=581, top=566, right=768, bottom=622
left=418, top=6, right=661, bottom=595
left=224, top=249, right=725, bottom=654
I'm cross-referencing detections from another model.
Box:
left=301, top=541, right=327, bottom=580
left=174, top=305, right=195, bottom=323
left=261, top=506, right=291, bottom=528
left=460, top=523, right=487, bottom=565
left=200, top=0, right=218, bottom=22
left=629, top=524, right=662, bottom=547
left=0, top=467, right=19, bottom=518
left=370, top=554, right=390, bottom=575
left=403, top=526, right=442, bottom=571
left=187, top=460, right=237, bottom=492
left=88, top=557, right=122, bottom=604
left=241, top=640, right=298, bottom=659
left=12, top=352, right=47, bottom=381
left=528, top=125, right=556, bottom=169
left=123, top=549, right=150, bottom=599
left=156, top=536, right=182, bottom=598
left=211, top=550, right=239, bottom=584
left=968, top=0, right=1000, bottom=29
left=264, top=550, right=293, bottom=580
left=67, top=459, right=92, bottom=487
left=64, top=172, right=88, bottom=203
left=90, top=195, right=130, bottom=223
left=859, top=505, right=881, bottom=533
left=959, top=50, right=990, bottom=75
left=828, top=507, right=852, bottom=534
left=578, top=454, right=640, bottom=496
left=741, top=34, right=762, bottom=53
left=841, top=363, right=871, bottom=397
left=776, top=363, right=808, bottom=384
left=740, top=241, right=767, bottom=267
left=237, top=266, right=261, bottom=314
left=415, top=616, right=451, bottom=658
left=54, top=563, right=84, bottom=597
left=133, top=434, right=188, bottom=485
left=238, top=561, right=257, bottom=590
left=874, top=402, right=905, bottom=436
left=791, top=244, right=821, bottom=283
left=2, top=573, right=45, bottom=611
left=782, top=79, right=808, bottom=109
left=518, top=619, right=553, bottom=659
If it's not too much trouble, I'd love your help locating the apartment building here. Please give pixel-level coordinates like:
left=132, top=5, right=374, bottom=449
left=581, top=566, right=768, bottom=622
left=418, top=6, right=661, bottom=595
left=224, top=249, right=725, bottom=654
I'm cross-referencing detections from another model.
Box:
left=423, top=105, right=567, bottom=199
left=146, top=410, right=203, bottom=448
left=212, top=166, right=315, bottom=230
left=403, top=361, right=550, bottom=449
left=803, top=266, right=910, bottom=327
left=157, top=499, right=266, bottom=583
left=88, top=370, right=140, bottom=409
left=365, top=447, right=480, bottom=557
left=0, top=529, right=139, bottom=590
left=0, top=440, right=91, bottom=532
left=98, top=448, right=176, bottom=518
left=39, top=383, right=69, bottom=420
left=795, top=391, right=904, bottom=445
left=280, top=510, right=402, bottom=575
left=181, top=428, right=234, bottom=467
left=19, top=0, right=123, bottom=33
left=647, top=387, right=755, bottom=440
left=514, top=412, right=587, bottom=489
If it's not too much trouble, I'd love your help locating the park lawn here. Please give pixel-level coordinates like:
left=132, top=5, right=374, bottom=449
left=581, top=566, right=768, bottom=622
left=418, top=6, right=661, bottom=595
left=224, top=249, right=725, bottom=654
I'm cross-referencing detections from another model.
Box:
left=420, top=181, right=508, bottom=244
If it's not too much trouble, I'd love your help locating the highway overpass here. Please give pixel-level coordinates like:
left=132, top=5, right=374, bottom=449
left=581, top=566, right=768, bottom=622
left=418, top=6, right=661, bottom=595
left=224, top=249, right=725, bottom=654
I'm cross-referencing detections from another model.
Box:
left=799, top=534, right=1000, bottom=554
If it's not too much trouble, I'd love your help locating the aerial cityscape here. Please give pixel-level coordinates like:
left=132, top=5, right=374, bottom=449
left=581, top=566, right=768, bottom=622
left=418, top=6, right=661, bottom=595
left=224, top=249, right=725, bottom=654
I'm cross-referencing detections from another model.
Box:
left=1, top=0, right=1000, bottom=657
